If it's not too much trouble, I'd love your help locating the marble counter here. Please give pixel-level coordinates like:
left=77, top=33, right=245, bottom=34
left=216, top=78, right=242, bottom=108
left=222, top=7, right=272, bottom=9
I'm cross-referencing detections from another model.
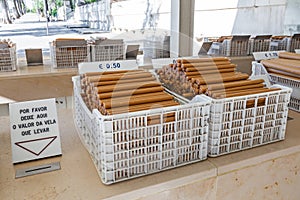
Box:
left=0, top=56, right=299, bottom=199
left=0, top=58, right=78, bottom=102
left=0, top=109, right=299, bottom=200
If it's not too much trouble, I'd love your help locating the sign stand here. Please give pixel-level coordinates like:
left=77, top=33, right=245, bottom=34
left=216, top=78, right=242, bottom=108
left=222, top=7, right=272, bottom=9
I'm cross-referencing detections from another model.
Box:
left=9, top=98, right=62, bottom=164
left=15, top=162, right=61, bottom=178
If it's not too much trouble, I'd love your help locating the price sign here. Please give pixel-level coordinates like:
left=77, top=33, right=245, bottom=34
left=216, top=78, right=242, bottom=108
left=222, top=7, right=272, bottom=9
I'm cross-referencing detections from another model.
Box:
left=9, top=98, right=62, bottom=163
left=253, top=51, right=283, bottom=61
left=295, top=49, right=300, bottom=54
left=78, top=60, right=138, bottom=74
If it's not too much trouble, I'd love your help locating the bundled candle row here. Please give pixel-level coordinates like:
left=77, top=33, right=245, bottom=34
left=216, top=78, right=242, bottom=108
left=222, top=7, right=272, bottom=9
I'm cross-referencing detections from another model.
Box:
left=157, top=57, right=280, bottom=100
left=261, top=52, right=300, bottom=80
left=0, top=39, right=15, bottom=49
left=259, top=52, right=300, bottom=112
left=80, top=70, right=180, bottom=116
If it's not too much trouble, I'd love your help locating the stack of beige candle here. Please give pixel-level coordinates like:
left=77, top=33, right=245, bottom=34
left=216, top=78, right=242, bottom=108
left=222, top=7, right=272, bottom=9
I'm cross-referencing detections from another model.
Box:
left=80, top=70, right=180, bottom=116
left=0, top=39, right=15, bottom=48
left=157, top=57, right=280, bottom=99
left=0, top=39, right=17, bottom=72
left=261, top=52, right=300, bottom=80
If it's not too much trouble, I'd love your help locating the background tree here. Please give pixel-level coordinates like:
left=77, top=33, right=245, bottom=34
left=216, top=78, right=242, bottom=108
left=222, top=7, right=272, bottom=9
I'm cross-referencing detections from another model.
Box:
left=142, top=0, right=161, bottom=31
left=0, top=0, right=13, bottom=24
left=18, top=0, right=26, bottom=15
left=13, top=0, right=22, bottom=18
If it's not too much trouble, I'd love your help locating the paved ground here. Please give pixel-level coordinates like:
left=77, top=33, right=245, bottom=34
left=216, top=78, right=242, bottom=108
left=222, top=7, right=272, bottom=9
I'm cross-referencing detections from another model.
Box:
left=0, top=12, right=168, bottom=64
left=0, top=13, right=112, bottom=55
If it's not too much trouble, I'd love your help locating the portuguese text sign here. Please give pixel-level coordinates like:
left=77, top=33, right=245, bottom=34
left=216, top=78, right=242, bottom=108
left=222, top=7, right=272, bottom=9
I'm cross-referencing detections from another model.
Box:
left=9, top=98, right=62, bottom=163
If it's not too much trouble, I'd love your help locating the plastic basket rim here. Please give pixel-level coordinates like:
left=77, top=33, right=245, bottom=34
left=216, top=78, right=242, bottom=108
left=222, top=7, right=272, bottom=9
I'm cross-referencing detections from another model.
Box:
left=72, top=76, right=211, bottom=120
left=269, top=73, right=300, bottom=84
left=204, top=84, right=292, bottom=103
left=91, top=44, right=124, bottom=47
left=0, top=45, right=16, bottom=50
left=252, top=62, right=299, bottom=87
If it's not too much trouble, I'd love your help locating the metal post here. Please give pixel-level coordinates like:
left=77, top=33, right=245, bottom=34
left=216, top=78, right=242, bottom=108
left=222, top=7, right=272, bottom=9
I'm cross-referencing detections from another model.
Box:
left=44, top=0, right=49, bottom=35
left=170, top=0, right=195, bottom=57
left=64, top=1, right=66, bottom=21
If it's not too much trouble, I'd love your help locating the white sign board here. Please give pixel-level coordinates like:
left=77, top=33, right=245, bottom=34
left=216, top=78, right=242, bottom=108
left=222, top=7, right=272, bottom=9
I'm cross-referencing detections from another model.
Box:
left=78, top=60, right=138, bottom=74
left=295, top=49, right=300, bottom=54
left=252, top=51, right=283, bottom=61
left=9, top=98, right=62, bottom=163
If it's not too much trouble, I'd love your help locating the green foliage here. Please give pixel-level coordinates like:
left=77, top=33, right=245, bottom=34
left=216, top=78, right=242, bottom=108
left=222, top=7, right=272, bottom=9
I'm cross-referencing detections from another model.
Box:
left=84, top=0, right=97, bottom=4
left=51, top=7, right=57, bottom=17
left=36, top=0, right=44, bottom=12
left=33, top=0, right=64, bottom=11
left=38, top=0, right=44, bottom=8
left=26, top=8, right=37, bottom=13
left=56, top=0, right=63, bottom=7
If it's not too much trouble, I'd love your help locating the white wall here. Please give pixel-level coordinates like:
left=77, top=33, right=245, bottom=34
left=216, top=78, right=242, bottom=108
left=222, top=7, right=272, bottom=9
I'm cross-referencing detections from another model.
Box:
left=232, top=0, right=287, bottom=35
left=74, top=0, right=299, bottom=38
left=111, top=0, right=171, bottom=31
left=284, top=0, right=300, bottom=35
left=74, top=1, right=110, bottom=30
left=175, top=0, right=298, bottom=37
left=193, top=0, right=239, bottom=38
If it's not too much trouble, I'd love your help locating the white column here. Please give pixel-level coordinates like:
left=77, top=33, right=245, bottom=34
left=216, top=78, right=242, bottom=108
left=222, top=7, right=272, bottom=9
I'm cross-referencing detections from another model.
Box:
left=170, top=0, right=195, bottom=57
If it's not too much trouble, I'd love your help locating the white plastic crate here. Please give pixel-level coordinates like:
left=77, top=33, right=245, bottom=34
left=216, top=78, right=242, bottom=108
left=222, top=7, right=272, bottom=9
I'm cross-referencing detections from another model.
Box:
left=290, top=34, right=300, bottom=53
left=73, top=79, right=95, bottom=161
left=50, top=43, right=90, bottom=68
left=72, top=76, right=211, bottom=184
left=208, top=42, right=223, bottom=56
left=0, top=45, right=17, bottom=72
left=91, top=42, right=125, bottom=62
left=198, top=41, right=212, bottom=55
left=207, top=85, right=291, bottom=157
left=251, top=62, right=300, bottom=112
left=222, top=36, right=250, bottom=56
left=268, top=74, right=300, bottom=99
left=250, top=61, right=272, bottom=86
left=249, top=35, right=271, bottom=54
left=143, top=39, right=165, bottom=59
left=269, top=37, right=291, bottom=52
left=289, top=97, right=300, bottom=112
left=208, top=36, right=250, bottom=56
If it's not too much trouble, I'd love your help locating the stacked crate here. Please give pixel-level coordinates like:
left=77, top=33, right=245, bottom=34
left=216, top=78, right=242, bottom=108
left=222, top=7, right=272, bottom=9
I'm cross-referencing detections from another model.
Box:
left=0, top=40, right=17, bottom=72
left=222, top=35, right=250, bottom=56
left=157, top=58, right=292, bottom=157
left=207, top=42, right=222, bottom=55
left=143, top=35, right=170, bottom=59
left=249, top=35, right=272, bottom=54
left=198, top=42, right=213, bottom=55
left=207, top=36, right=230, bottom=56
left=269, top=35, right=291, bottom=51
left=208, top=35, right=250, bottom=56
left=207, top=86, right=291, bottom=156
left=72, top=70, right=211, bottom=184
left=290, top=34, right=300, bottom=53
left=50, top=38, right=90, bottom=68
left=91, top=38, right=125, bottom=61
left=253, top=52, right=300, bottom=112
left=143, top=40, right=164, bottom=59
